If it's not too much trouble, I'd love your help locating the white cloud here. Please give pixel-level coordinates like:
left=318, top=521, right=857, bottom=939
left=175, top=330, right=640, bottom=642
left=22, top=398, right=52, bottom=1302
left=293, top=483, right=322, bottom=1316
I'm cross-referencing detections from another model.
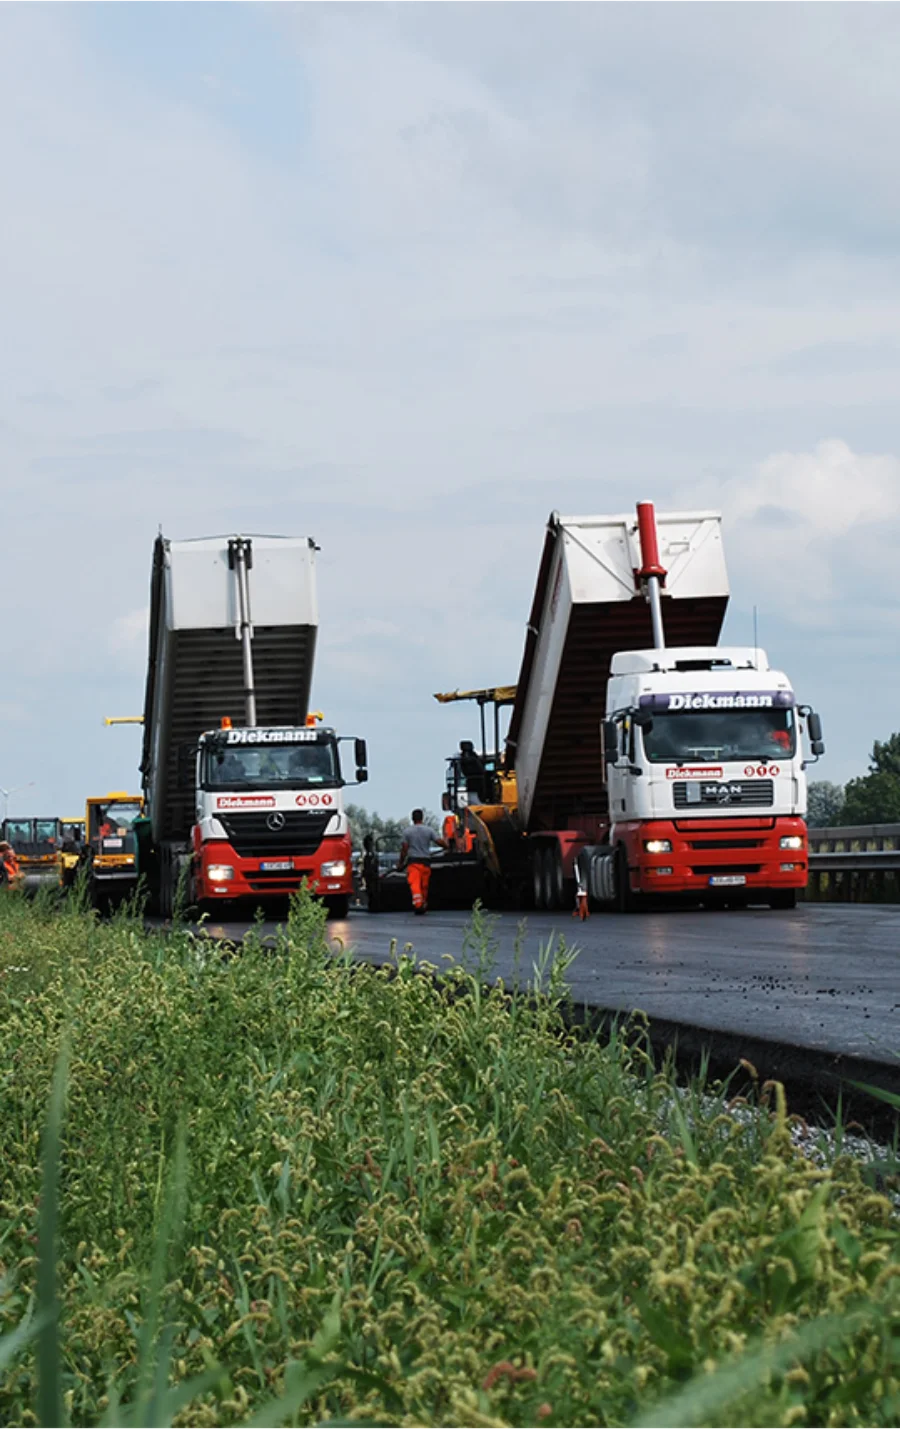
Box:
left=716, top=439, right=900, bottom=619
left=2, top=5, right=900, bottom=808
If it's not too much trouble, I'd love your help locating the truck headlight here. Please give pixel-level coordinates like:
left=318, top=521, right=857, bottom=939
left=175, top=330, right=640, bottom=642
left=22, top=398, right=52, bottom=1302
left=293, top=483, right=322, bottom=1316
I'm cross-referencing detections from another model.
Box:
left=207, top=864, right=235, bottom=882
left=320, top=860, right=347, bottom=878
left=644, top=839, right=672, bottom=854
left=779, top=836, right=803, bottom=850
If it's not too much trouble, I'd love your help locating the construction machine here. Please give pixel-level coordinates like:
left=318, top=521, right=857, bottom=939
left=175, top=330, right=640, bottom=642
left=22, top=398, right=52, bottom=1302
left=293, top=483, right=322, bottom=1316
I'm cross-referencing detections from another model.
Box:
left=82, top=794, right=144, bottom=905
left=1, top=817, right=62, bottom=892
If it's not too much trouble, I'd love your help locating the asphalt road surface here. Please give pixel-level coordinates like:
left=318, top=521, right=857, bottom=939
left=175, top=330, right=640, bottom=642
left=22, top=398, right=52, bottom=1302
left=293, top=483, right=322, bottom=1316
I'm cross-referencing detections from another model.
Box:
left=199, top=902, right=899, bottom=1066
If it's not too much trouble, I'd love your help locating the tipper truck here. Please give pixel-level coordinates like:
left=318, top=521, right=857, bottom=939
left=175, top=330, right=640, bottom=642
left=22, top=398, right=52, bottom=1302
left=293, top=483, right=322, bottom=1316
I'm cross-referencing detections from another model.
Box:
left=431, top=503, right=824, bottom=913
left=136, top=533, right=368, bottom=917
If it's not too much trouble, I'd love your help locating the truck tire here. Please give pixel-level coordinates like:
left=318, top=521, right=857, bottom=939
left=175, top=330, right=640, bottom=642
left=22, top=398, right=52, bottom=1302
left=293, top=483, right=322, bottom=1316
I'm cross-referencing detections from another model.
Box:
left=543, top=846, right=564, bottom=910
left=160, top=850, right=175, bottom=920
left=615, top=844, right=638, bottom=914
left=325, top=894, right=350, bottom=919
left=768, top=889, right=797, bottom=910
left=532, top=848, right=546, bottom=910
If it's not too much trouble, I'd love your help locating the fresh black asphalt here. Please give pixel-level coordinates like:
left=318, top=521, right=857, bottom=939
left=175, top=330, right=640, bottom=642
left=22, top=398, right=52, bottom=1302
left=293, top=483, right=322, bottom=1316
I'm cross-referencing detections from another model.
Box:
left=201, top=902, right=899, bottom=1066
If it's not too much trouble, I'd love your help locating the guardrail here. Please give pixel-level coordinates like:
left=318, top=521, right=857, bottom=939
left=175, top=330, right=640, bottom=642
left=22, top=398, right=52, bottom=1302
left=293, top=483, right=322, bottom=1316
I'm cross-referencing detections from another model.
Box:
left=807, top=823, right=900, bottom=901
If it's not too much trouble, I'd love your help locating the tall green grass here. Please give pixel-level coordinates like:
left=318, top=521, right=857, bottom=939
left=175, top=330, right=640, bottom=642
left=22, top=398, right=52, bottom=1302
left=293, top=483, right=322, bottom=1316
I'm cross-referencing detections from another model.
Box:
left=0, top=887, right=897, bottom=1427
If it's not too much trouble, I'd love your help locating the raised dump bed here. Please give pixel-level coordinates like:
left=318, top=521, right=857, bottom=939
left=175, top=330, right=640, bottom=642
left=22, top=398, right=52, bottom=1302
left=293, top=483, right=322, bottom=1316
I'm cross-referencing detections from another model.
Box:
left=140, top=534, right=318, bottom=844
left=506, top=510, right=729, bottom=831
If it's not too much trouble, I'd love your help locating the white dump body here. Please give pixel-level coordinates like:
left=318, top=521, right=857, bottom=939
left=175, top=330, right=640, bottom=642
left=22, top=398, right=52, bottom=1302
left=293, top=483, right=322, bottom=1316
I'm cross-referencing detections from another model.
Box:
left=141, top=534, right=319, bottom=843
left=507, top=511, right=730, bottom=830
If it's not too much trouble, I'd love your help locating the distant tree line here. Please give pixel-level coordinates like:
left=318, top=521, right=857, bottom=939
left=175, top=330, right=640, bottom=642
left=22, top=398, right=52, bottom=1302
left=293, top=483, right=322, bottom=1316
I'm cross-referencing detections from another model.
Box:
left=344, top=804, right=440, bottom=852
left=349, top=734, right=900, bottom=839
left=808, top=732, right=900, bottom=827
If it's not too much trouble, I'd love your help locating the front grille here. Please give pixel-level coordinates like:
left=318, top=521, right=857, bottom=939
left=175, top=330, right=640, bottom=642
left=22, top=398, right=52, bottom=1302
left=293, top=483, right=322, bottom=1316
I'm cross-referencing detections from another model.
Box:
left=673, top=778, right=774, bottom=809
left=692, top=864, right=763, bottom=876
left=688, top=839, right=764, bottom=850
left=248, top=867, right=314, bottom=881
left=218, top=810, right=332, bottom=858
left=247, top=877, right=307, bottom=892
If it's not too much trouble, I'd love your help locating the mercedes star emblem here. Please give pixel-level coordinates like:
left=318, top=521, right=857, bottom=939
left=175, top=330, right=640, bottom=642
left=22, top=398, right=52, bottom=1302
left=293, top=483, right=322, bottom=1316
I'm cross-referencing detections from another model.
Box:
left=267, top=811, right=286, bottom=831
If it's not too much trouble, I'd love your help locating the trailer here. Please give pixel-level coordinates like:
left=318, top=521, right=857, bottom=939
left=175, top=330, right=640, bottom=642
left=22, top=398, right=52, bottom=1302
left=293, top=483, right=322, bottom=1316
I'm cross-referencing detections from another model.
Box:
left=427, top=503, right=824, bottom=913
left=136, top=533, right=367, bottom=917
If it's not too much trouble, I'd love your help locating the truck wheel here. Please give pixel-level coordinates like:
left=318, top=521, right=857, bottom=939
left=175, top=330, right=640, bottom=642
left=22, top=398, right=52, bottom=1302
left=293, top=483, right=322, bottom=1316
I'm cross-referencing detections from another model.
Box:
left=325, top=894, right=350, bottom=919
left=615, top=845, right=638, bottom=914
left=160, top=853, right=175, bottom=920
left=532, top=849, right=546, bottom=910
left=543, top=847, right=564, bottom=910
left=769, top=889, right=797, bottom=910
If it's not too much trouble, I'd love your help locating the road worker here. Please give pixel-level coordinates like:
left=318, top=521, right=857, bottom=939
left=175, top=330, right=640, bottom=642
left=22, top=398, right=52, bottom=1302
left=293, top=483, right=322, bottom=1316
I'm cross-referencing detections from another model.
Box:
left=442, top=807, right=460, bottom=851
left=362, top=832, right=380, bottom=912
left=398, top=809, right=447, bottom=915
left=0, top=841, right=21, bottom=890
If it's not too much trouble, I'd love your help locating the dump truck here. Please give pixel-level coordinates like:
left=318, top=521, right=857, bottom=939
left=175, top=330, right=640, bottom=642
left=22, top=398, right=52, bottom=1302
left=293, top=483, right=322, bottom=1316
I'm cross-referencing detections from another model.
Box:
left=136, top=532, right=367, bottom=917
left=2, top=817, right=62, bottom=892
left=424, top=503, right=824, bottom=913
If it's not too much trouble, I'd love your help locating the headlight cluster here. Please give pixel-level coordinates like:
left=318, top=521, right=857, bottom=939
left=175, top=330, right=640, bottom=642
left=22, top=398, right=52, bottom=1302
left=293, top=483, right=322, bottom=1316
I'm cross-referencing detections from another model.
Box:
left=207, top=865, right=234, bottom=882
left=321, top=860, right=347, bottom=878
left=644, top=839, right=672, bottom=854
left=779, top=836, right=804, bottom=850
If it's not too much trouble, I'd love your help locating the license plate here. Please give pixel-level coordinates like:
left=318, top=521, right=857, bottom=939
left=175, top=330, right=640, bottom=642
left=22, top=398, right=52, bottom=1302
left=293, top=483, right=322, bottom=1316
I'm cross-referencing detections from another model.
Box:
left=260, top=860, right=293, bottom=872
left=708, top=874, right=746, bottom=887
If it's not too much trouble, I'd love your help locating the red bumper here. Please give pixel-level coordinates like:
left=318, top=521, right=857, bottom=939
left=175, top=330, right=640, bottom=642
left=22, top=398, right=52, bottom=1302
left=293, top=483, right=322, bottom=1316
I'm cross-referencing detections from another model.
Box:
left=195, top=836, right=353, bottom=902
left=621, top=817, right=808, bottom=895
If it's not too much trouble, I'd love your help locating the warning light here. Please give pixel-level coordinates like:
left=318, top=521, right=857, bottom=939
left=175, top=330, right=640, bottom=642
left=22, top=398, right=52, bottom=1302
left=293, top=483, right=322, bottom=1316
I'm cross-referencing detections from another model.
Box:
left=305, top=710, right=324, bottom=727
left=220, top=716, right=232, bottom=729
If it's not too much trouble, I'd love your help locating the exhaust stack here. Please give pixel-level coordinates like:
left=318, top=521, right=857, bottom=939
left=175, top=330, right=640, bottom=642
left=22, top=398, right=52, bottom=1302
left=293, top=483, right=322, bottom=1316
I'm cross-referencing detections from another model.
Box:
left=636, top=501, right=667, bottom=650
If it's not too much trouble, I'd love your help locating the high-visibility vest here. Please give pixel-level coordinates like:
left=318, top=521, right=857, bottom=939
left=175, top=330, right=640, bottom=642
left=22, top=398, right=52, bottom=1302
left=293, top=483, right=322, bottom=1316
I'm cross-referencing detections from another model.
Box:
left=442, top=813, right=458, bottom=845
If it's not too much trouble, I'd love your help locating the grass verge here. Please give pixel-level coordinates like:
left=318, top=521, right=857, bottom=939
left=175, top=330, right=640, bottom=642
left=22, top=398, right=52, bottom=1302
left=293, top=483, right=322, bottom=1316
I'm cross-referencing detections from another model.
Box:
left=0, top=888, right=897, bottom=1426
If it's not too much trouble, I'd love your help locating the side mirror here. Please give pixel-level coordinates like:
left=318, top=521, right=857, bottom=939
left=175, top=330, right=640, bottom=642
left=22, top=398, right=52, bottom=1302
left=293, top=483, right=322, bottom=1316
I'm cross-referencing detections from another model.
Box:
left=602, top=720, right=618, bottom=764
left=632, top=707, right=653, bottom=730
left=355, top=768, right=368, bottom=783
left=811, top=739, right=825, bottom=757
left=355, top=738, right=368, bottom=769
left=441, top=791, right=451, bottom=812
left=807, top=711, right=823, bottom=745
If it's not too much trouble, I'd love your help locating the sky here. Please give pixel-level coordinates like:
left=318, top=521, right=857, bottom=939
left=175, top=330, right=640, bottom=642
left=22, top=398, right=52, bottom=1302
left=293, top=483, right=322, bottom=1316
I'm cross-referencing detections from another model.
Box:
left=2, top=1, right=900, bottom=821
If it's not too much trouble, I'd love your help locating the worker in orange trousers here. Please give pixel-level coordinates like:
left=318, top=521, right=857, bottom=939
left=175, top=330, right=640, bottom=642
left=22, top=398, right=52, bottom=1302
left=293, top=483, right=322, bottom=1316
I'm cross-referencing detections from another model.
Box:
left=398, top=809, right=448, bottom=915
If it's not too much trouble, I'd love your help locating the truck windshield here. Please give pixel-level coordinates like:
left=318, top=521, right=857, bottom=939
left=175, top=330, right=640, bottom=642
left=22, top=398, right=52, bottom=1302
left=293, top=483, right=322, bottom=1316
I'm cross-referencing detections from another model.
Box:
left=90, top=802, right=142, bottom=846
left=642, top=708, right=796, bottom=763
left=203, top=741, right=340, bottom=790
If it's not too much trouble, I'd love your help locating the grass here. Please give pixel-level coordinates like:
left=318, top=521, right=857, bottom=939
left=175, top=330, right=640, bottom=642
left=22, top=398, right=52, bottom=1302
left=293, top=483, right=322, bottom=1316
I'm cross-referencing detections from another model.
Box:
left=0, top=887, right=897, bottom=1427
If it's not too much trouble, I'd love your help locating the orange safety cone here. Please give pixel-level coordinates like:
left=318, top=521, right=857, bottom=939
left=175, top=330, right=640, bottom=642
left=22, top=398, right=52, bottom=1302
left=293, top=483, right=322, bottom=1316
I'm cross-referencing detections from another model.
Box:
left=573, top=890, right=590, bottom=920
